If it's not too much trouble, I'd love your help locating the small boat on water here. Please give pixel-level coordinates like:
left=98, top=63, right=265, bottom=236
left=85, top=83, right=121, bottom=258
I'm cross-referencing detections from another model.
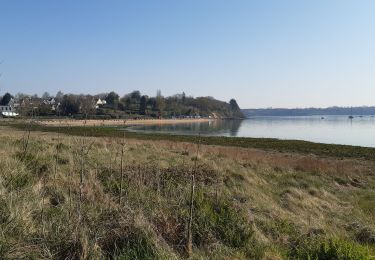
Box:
left=348, top=107, right=354, bottom=119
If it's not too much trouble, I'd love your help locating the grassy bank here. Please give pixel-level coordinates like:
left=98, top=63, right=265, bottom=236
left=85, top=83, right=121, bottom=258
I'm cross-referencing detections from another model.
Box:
left=5, top=120, right=375, bottom=161
left=0, top=122, right=374, bottom=259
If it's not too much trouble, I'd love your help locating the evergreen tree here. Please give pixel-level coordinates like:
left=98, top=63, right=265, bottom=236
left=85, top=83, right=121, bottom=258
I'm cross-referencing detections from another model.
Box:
left=105, top=91, right=120, bottom=109
left=0, top=93, right=12, bottom=106
left=140, top=95, right=148, bottom=115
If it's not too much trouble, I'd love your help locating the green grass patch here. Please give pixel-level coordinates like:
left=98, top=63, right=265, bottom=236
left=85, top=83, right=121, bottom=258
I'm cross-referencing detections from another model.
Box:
left=289, top=236, right=372, bottom=259
left=192, top=192, right=254, bottom=249
left=100, top=226, right=160, bottom=259
left=357, top=190, right=375, bottom=217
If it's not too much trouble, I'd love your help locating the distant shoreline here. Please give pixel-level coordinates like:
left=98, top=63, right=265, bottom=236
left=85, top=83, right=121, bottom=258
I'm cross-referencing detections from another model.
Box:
left=242, top=107, right=375, bottom=117
left=35, top=118, right=215, bottom=127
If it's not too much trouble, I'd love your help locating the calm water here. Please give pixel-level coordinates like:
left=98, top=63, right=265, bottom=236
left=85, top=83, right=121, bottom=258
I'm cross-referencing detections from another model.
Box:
left=127, top=116, right=375, bottom=147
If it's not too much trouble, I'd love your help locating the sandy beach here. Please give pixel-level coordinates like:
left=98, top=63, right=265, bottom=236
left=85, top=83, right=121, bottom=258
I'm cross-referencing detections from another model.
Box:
left=35, top=118, right=214, bottom=127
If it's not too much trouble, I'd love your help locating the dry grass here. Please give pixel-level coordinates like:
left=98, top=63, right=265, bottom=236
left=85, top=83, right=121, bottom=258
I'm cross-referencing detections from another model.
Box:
left=0, top=125, right=374, bottom=259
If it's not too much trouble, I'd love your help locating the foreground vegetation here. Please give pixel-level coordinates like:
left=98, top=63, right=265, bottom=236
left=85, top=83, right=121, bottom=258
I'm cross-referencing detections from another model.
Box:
left=0, top=122, right=375, bottom=259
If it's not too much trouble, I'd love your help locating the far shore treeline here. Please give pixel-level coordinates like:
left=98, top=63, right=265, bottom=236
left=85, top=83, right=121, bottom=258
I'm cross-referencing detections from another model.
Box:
left=0, top=90, right=244, bottom=119
left=244, top=107, right=375, bottom=117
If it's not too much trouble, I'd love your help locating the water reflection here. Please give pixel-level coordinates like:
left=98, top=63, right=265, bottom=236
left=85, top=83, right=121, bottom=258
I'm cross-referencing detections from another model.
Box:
left=127, top=119, right=243, bottom=137
left=126, top=116, right=375, bottom=147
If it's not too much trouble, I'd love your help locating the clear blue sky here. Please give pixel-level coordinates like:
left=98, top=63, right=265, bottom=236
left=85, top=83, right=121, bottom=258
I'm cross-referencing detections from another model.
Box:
left=1, top=0, right=375, bottom=108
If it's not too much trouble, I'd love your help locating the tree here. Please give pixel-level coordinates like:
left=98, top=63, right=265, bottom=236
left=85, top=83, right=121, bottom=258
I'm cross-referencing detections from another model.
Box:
left=139, top=95, right=148, bottom=115
left=79, top=95, right=96, bottom=116
left=37, top=103, right=52, bottom=116
left=42, top=92, right=51, bottom=100
left=147, top=97, right=156, bottom=110
left=130, top=90, right=141, bottom=102
left=155, top=90, right=165, bottom=117
left=55, top=91, right=64, bottom=102
left=61, top=94, right=80, bottom=115
left=229, top=99, right=244, bottom=118
left=15, top=92, right=29, bottom=100
left=105, top=91, right=119, bottom=109
left=229, top=99, right=240, bottom=111
left=0, top=92, right=12, bottom=105
left=120, top=90, right=142, bottom=113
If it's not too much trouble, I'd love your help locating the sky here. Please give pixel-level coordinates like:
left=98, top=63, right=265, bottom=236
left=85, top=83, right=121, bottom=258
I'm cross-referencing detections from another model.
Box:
left=0, top=0, right=375, bottom=108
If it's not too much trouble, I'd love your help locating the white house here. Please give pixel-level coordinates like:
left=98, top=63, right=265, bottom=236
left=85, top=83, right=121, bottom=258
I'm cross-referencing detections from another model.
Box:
left=43, top=98, right=59, bottom=111
left=0, top=105, right=18, bottom=117
left=0, top=105, right=15, bottom=112
left=0, top=98, right=20, bottom=117
left=95, top=98, right=107, bottom=109
left=43, top=98, right=56, bottom=105
left=1, top=111, right=19, bottom=117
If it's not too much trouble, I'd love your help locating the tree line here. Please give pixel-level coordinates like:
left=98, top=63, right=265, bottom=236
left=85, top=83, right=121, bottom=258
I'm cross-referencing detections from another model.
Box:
left=0, top=90, right=244, bottom=119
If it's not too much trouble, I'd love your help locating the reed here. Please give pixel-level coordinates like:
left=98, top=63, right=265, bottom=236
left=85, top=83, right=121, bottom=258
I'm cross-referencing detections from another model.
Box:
left=186, top=133, right=201, bottom=257
left=119, top=120, right=126, bottom=206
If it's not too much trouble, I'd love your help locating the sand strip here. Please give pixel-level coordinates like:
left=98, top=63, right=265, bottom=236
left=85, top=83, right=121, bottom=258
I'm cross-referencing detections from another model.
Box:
left=35, top=118, right=214, bottom=127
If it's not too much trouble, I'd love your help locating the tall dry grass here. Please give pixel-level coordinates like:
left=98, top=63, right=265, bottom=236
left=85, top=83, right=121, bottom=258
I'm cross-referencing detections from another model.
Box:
left=0, top=124, right=374, bottom=259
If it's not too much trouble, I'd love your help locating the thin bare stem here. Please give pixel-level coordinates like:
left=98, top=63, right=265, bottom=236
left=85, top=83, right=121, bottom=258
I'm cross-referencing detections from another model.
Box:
left=187, top=133, right=201, bottom=257
left=118, top=120, right=126, bottom=206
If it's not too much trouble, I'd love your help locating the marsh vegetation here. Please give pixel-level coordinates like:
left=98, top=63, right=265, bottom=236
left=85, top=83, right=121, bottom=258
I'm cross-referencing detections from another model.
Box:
left=0, top=123, right=374, bottom=259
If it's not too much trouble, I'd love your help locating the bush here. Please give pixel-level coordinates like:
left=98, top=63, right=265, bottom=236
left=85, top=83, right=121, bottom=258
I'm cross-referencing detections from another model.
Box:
left=356, top=227, right=375, bottom=245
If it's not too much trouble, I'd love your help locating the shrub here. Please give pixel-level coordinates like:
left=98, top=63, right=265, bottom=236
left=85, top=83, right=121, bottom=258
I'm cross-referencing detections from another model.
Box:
left=356, top=226, right=375, bottom=245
